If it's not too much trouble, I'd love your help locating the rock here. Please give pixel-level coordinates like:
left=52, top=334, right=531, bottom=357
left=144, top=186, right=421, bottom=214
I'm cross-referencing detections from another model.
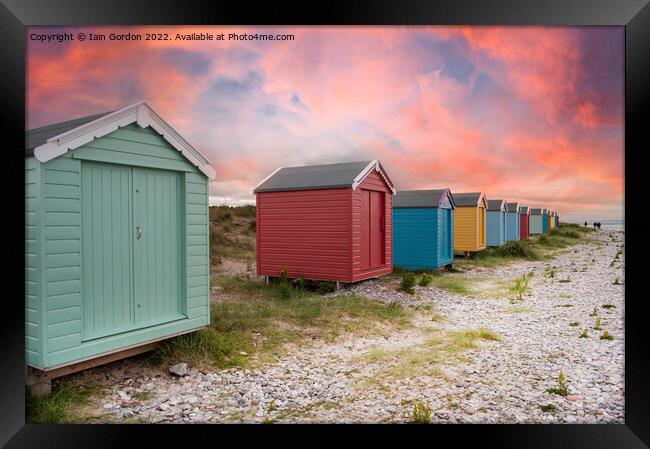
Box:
left=435, top=411, right=450, bottom=420
left=566, top=395, right=580, bottom=402
left=240, top=351, right=248, bottom=356
left=118, top=391, right=131, bottom=401
left=169, top=363, right=189, bottom=377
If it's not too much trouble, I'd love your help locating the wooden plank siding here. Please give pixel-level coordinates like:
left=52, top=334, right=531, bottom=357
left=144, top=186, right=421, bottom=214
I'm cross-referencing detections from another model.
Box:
left=256, top=167, right=393, bottom=283
left=26, top=157, right=43, bottom=367
left=27, top=124, right=210, bottom=369
left=529, top=215, right=543, bottom=235
left=256, top=188, right=353, bottom=281
left=454, top=206, right=486, bottom=253
left=520, top=214, right=530, bottom=240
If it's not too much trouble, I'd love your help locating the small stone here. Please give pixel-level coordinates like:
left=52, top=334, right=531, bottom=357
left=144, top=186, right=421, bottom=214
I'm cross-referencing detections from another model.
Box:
left=169, top=363, right=189, bottom=377
left=435, top=411, right=450, bottom=420
left=118, top=391, right=131, bottom=401
left=240, top=351, right=248, bottom=356
left=566, top=395, right=580, bottom=402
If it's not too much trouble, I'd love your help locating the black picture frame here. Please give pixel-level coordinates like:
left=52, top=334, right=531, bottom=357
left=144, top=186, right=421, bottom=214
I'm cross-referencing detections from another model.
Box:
left=1, top=0, right=648, bottom=447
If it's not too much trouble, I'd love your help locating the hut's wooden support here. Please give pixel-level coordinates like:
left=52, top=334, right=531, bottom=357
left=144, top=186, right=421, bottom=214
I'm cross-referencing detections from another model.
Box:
left=26, top=342, right=160, bottom=397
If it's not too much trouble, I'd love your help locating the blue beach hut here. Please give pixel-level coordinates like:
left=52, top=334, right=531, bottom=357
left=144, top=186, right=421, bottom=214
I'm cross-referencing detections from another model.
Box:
left=542, top=208, right=549, bottom=233
left=393, top=189, right=456, bottom=270
left=505, top=202, right=521, bottom=241
left=486, top=199, right=507, bottom=247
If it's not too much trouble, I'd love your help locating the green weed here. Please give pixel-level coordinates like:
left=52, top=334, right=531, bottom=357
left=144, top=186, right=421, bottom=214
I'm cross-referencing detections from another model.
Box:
left=545, top=369, right=569, bottom=396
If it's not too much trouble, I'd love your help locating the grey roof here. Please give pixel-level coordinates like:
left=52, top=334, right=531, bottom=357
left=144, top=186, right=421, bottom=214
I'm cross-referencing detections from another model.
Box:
left=542, top=208, right=548, bottom=214
left=453, top=192, right=484, bottom=207
left=487, top=199, right=506, bottom=211
left=530, top=208, right=542, bottom=215
left=506, top=202, right=520, bottom=212
left=25, top=111, right=115, bottom=155
left=254, top=160, right=393, bottom=193
left=393, top=189, right=455, bottom=209
left=520, top=206, right=530, bottom=214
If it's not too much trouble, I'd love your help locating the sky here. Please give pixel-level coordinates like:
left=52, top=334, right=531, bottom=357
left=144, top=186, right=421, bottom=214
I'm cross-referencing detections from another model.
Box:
left=26, top=26, right=624, bottom=222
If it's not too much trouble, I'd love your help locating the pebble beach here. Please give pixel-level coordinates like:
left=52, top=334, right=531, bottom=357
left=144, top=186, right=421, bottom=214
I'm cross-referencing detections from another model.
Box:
left=71, top=229, right=624, bottom=424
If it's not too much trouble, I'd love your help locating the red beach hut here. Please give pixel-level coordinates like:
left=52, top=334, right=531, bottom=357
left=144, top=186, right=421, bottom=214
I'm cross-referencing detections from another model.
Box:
left=519, top=206, right=530, bottom=240
left=254, top=160, right=395, bottom=284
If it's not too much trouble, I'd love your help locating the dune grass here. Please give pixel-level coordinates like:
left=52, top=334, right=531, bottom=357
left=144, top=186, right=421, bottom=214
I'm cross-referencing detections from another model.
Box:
left=210, top=205, right=256, bottom=263
left=152, top=275, right=411, bottom=369
left=456, top=224, right=593, bottom=268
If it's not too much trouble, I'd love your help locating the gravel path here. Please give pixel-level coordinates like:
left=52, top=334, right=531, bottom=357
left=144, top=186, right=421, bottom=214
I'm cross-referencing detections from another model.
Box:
left=82, top=230, right=624, bottom=423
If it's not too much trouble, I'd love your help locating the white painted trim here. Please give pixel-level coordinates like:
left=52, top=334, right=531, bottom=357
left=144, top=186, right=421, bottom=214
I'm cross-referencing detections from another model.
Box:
left=32, top=101, right=216, bottom=180
left=351, top=159, right=396, bottom=194
left=252, top=166, right=284, bottom=194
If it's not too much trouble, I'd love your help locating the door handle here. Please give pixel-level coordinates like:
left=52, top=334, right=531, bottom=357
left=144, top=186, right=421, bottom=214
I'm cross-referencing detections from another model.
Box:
left=136, top=225, right=142, bottom=240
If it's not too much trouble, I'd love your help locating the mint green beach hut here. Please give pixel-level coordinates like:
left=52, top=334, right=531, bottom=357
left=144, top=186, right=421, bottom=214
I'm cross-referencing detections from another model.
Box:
left=25, top=102, right=215, bottom=391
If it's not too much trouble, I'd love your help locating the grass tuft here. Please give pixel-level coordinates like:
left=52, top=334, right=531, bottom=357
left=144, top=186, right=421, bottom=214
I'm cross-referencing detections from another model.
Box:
left=545, top=369, right=569, bottom=396
left=410, top=400, right=432, bottom=424
left=26, top=381, right=101, bottom=423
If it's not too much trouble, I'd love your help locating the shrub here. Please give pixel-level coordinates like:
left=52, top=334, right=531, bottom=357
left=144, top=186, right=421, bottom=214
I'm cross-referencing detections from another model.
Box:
left=569, top=322, right=579, bottom=327
left=613, top=277, right=621, bottom=285
left=418, top=272, right=433, bottom=287
left=248, top=219, right=257, bottom=233
left=579, top=328, right=589, bottom=338
left=400, top=272, right=416, bottom=295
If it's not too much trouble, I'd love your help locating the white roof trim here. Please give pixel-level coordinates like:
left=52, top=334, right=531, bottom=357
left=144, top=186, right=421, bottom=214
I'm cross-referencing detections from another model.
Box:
left=252, top=166, right=283, bottom=195
left=33, top=101, right=216, bottom=180
left=351, top=159, right=396, bottom=195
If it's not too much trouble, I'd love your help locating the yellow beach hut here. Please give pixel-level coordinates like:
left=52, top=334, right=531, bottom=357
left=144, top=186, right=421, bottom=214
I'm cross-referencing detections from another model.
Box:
left=453, top=192, right=487, bottom=256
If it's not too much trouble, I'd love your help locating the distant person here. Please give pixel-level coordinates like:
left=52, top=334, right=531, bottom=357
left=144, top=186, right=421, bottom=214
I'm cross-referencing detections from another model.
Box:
left=584, top=221, right=588, bottom=227
left=593, top=222, right=596, bottom=229
left=598, top=222, right=602, bottom=230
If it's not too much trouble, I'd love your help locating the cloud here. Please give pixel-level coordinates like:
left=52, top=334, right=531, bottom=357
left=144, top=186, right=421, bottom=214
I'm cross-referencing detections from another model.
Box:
left=26, top=25, right=624, bottom=220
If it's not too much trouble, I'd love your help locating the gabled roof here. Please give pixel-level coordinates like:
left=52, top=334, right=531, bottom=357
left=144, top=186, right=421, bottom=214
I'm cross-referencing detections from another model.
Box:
left=253, top=159, right=395, bottom=194
left=453, top=192, right=487, bottom=208
left=487, top=199, right=506, bottom=211
left=26, top=111, right=115, bottom=153
left=520, top=206, right=530, bottom=215
left=506, top=202, right=520, bottom=213
left=530, top=208, right=542, bottom=215
left=542, top=208, right=548, bottom=214
left=393, top=188, right=455, bottom=209
left=27, top=102, right=216, bottom=179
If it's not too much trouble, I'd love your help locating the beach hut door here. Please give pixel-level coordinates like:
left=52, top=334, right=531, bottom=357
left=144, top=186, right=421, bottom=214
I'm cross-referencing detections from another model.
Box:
left=81, top=163, right=185, bottom=340
left=133, top=167, right=184, bottom=326
left=360, top=189, right=386, bottom=270
left=442, top=209, right=452, bottom=259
